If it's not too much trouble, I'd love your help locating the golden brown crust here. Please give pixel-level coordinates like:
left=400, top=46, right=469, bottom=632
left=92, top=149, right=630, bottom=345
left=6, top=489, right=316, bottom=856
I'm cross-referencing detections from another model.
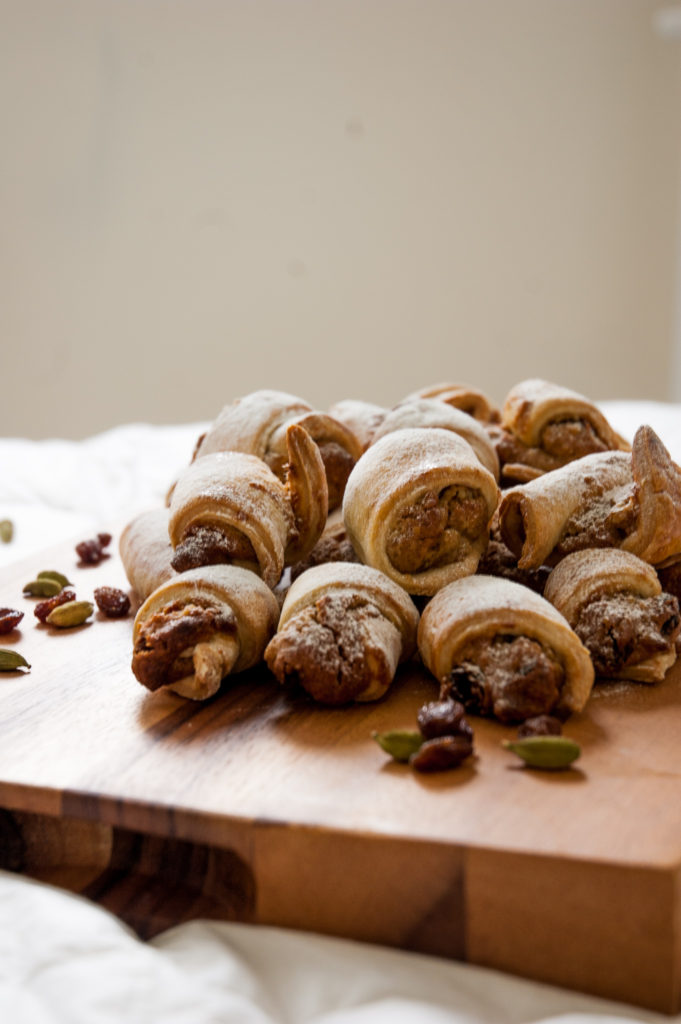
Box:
left=195, top=390, right=362, bottom=511
left=502, top=379, right=630, bottom=450
left=498, top=451, right=633, bottom=570
left=403, top=383, right=501, bottom=423
left=119, top=508, right=176, bottom=601
left=544, top=548, right=661, bottom=624
left=371, top=399, right=500, bottom=479
left=498, top=426, right=681, bottom=572
left=618, top=425, right=681, bottom=567
left=132, top=565, right=280, bottom=699
left=265, top=562, right=419, bottom=704
left=327, top=399, right=388, bottom=452
left=342, top=428, right=499, bottom=596
left=418, top=575, right=594, bottom=717
left=168, top=426, right=328, bottom=588
left=545, top=548, right=680, bottom=683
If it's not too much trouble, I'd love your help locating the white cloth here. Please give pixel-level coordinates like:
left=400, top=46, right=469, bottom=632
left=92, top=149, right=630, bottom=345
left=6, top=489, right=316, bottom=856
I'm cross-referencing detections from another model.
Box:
left=0, top=871, right=671, bottom=1024
left=2, top=403, right=681, bottom=1023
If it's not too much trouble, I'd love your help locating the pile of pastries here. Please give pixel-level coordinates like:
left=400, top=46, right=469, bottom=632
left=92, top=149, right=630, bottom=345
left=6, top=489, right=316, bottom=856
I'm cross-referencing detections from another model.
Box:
left=119, top=380, right=681, bottom=725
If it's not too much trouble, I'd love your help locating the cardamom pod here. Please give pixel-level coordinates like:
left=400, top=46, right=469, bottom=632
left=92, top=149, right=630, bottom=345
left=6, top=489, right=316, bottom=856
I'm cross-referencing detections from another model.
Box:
left=0, top=649, right=30, bottom=671
left=23, top=578, right=63, bottom=598
left=502, top=735, right=581, bottom=770
left=37, top=570, right=73, bottom=588
left=372, top=729, right=424, bottom=763
left=0, top=520, right=13, bottom=543
left=46, top=600, right=94, bottom=629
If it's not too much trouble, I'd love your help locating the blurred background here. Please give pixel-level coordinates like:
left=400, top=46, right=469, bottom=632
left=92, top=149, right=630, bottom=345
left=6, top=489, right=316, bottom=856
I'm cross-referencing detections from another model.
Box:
left=2, top=0, right=681, bottom=439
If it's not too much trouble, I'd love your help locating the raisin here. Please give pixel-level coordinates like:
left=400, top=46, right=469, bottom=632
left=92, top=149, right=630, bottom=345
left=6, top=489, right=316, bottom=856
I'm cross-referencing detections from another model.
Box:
left=517, top=715, right=563, bottom=738
left=94, top=586, right=131, bottom=619
left=417, top=700, right=473, bottom=741
left=34, top=589, right=77, bottom=624
left=76, top=534, right=111, bottom=565
left=410, top=735, right=474, bottom=773
left=0, top=608, right=24, bottom=634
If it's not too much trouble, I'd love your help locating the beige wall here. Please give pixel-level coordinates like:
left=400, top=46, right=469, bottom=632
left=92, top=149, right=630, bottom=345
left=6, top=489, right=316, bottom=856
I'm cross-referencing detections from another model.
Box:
left=2, top=0, right=680, bottom=439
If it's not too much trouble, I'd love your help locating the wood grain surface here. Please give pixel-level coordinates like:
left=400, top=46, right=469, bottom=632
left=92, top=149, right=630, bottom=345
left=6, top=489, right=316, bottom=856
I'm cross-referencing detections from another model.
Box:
left=1, top=535, right=681, bottom=1012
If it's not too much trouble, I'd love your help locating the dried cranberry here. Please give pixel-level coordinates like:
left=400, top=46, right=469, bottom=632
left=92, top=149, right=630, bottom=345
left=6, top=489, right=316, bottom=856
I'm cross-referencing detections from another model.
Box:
left=94, top=586, right=130, bottom=618
left=0, top=608, right=24, bottom=634
left=97, top=533, right=112, bottom=549
left=34, top=589, right=77, bottom=623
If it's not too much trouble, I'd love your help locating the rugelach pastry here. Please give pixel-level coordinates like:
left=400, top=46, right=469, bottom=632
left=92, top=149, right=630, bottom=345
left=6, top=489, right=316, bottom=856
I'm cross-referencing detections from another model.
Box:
left=371, top=398, right=500, bottom=479
left=494, top=378, right=630, bottom=484
left=544, top=549, right=681, bottom=683
left=327, top=399, right=387, bottom=453
left=265, top=562, right=419, bottom=704
left=132, top=565, right=279, bottom=699
left=418, top=575, right=594, bottom=723
left=168, top=424, right=328, bottom=588
left=194, top=389, right=363, bottom=510
left=403, top=382, right=501, bottom=423
left=119, top=507, right=176, bottom=601
left=342, top=428, right=499, bottom=596
left=499, top=425, right=681, bottom=570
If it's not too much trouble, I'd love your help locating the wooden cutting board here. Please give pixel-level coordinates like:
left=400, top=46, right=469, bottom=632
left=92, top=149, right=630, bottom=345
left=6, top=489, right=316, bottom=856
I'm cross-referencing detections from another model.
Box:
left=1, top=535, right=681, bottom=1013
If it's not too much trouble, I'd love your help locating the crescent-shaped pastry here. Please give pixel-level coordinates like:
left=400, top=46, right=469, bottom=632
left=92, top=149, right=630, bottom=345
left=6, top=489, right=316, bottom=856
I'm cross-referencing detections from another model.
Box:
left=264, top=562, right=419, bottom=704
left=168, top=424, right=328, bottom=588
left=499, top=426, right=681, bottom=570
left=495, top=378, right=630, bottom=484
left=119, top=507, right=176, bottom=601
left=544, top=549, right=681, bottom=683
left=342, top=428, right=499, bottom=596
left=131, top=565, right=280, bottom=700
left=418, top=575, right=594, bottom=723
left=327, top=398, right=388, bottom=453
left=403, top=382, right=501, bottom=424
left=194, top=389, right=363, bottom=511
left=371, top=398, right=500, bottom=479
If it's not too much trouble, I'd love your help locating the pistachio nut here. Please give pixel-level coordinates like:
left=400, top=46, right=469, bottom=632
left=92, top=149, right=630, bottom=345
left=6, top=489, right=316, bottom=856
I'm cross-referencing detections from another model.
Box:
left=372, top=729, right=424, bottom=764
left=23, top=579, right=63, bottom=598
left=0, top=649, right=30, bottom=671
left=502, top=735, right=581, bottom=770
left=46, top=600, right=94, bottom=629
left=0, top=520, right=13, bottom=543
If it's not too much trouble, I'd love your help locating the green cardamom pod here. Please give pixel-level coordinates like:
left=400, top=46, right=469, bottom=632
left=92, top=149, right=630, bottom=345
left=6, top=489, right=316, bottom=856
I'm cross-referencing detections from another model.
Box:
left=0, top=649, right=30, bottom=671
left=37, top=570, right=73, bottom=588
left=372, top=729, right=424, bottom=763
left=46, top=600, right=94, bottom=629
left=23, top=578, right=63, bottom=598
left=0, top=520, right=13, bottom=543
left=502, top=735, right=581, bottom=770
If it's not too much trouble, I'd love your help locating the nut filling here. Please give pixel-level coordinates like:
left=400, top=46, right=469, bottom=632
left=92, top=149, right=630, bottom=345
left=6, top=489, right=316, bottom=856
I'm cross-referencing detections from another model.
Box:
left=316, top=440, right=356, bottom=511
left=171, top=524, right=256, bottom=573
left=442, top=634, right=565, bottom=723
left=385, top=485, right=488, bottom=575
left=265, top=592, right=401, bottom=704
left=496, top=418, right=609, bottom=477
left=132, top=599, right=236, bottom=691
left=574, top=592, right=681, bottom=677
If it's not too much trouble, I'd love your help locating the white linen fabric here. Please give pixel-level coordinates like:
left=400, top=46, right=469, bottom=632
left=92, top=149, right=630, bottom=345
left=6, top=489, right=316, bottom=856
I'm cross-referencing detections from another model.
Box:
left=1, top=401, right=681, bottom=1023
left=0, top=870, right=673, bottom=1024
